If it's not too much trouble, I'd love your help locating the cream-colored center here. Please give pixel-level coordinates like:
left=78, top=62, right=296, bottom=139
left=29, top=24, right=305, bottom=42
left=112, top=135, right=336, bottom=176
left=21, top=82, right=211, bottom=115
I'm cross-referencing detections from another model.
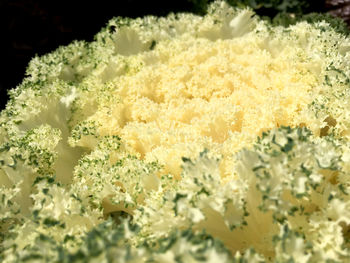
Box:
left=92, top=37, right=317, bottom=177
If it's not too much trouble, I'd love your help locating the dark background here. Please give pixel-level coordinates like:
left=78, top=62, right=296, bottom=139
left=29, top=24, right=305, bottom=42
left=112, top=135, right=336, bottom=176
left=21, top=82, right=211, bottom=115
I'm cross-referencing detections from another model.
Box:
left=1, top=0, right=348, bottom=110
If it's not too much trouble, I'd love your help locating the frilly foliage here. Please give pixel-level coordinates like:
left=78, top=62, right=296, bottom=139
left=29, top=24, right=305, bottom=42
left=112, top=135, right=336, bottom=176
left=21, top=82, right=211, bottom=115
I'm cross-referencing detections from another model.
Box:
left=1, top=1, right=350, bottom=262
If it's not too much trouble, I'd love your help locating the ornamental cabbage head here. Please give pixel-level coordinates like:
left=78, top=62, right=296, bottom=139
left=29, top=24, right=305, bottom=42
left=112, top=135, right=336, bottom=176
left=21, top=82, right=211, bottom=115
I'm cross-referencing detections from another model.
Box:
left=2, top=1, right=350, bottom=262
